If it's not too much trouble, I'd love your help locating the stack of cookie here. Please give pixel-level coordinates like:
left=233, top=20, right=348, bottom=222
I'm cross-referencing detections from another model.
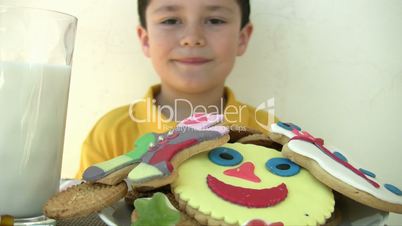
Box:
left=43, top=115, right=402, bottom=225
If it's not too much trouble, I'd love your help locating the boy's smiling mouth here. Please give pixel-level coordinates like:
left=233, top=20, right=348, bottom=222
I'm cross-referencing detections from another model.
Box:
left=173, top=57, right=212, bottom=65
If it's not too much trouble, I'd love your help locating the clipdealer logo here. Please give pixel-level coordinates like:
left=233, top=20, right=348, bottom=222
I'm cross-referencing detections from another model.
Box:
left=255, top=97, right=275, bottom=132
left=128, top=97, right=275, bottom=131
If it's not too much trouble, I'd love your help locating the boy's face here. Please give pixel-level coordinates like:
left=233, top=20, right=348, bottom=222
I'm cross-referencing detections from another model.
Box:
left=138, top=0, right=253, bottom=94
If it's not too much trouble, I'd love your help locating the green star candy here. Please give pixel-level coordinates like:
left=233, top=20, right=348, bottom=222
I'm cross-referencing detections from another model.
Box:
left=132, top=192, right=181, bottom=226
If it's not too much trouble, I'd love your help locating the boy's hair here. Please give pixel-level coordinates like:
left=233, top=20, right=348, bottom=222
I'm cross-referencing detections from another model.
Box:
left=138, top=0, right=250, bottom=29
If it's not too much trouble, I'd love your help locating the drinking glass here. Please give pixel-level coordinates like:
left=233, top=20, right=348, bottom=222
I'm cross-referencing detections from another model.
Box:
left=0, top=6, right=77, bottom=225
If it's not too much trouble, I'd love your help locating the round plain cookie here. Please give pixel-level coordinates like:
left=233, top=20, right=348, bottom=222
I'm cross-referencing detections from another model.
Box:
left=43, top=182, right=127, bottom=219
left=237, top=133, right=283, bottom=151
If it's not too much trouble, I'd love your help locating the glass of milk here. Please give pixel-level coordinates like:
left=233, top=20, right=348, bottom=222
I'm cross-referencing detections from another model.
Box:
left=0, top=6, right=77, bottom=224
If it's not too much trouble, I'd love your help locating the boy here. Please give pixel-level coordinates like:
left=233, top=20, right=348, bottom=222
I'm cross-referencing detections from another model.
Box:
left=76, top=0, right=270, bottom=178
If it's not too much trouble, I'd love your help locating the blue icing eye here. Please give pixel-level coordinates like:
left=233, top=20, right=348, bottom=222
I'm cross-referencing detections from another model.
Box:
left=384, top=184, right=402, bottom=196
left=208, top=147, right=243, bottom=166
left=266, top=158, right=300, bottom=177
left=277, top=122, right=301, bottom=131
left=333, top=151, right=348, bottom=162
left=359, top=168, right=376, bottom=178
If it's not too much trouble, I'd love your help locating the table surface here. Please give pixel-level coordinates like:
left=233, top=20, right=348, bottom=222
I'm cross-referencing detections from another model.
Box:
left=57, top=213, right=107, bottom=226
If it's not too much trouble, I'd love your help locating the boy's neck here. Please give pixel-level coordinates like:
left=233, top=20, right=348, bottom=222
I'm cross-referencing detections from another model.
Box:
left=155, top=84, right=226, bottom=121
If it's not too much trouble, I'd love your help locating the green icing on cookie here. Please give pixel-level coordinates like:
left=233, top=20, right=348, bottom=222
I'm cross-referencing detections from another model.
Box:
left=83, top=133, right=157, bottom=181
left=128, top=163, right=163, bottom=182
left=126, top=133, right=156, bottom=159
left=132, top=192, right=180, bottom=226
left=93, top=155, right=134, bottom=172
left=96, top=133, right=156, bottom=172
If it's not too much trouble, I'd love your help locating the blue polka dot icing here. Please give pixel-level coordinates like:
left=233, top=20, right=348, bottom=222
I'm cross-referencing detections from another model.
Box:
left=359, top=168, right=376, bottom=178
left=333, top=151, right=348, bottom=162
left=384, top=184, right=402, bottom=196
left=277, top=122, right=301, bottom=132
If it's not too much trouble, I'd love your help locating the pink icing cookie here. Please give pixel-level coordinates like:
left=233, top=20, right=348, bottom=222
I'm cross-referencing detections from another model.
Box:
left=128, top=113, right=230, bottom=189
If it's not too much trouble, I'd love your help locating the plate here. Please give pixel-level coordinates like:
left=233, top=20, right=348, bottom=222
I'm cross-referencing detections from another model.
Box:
left=336, top=194, right=389, bottom=226
left=98, top=195, right=389, bottom=226
left=98, top=200, right=133, bottom=226
left=13, top=215, right=57, bottom=226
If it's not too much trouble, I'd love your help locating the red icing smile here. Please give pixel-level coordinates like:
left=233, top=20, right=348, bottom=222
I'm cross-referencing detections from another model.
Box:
left=207, top=174, right=288, bottom=208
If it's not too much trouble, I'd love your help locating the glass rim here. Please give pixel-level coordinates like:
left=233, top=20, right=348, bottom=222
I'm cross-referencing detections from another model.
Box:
left=0, top=5, right=78, bottom=22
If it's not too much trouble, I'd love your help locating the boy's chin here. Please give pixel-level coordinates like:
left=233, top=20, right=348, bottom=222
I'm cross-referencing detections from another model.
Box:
left=161, top=77, right=224, bottom=95
left=170, top=81, right=223, bottom=94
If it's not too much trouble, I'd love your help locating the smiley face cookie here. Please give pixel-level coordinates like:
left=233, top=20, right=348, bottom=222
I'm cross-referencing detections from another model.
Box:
left=172, top=143, right=335, bottom=226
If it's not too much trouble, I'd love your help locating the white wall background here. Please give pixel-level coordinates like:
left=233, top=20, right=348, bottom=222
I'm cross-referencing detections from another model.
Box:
left=1, top=0, right=401, bottom=224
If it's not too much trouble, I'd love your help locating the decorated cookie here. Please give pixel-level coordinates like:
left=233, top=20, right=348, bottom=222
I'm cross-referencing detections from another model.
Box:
left=125, top=185, right=172, bottom=207
left=44, top=113, right=229, bottom=220
left=131, top=192, right=181, bottom=226
left=126, top=187, right=201, bottom=226
left=128, top=113, right=230, bottom=189
left=269, top=122, right=302, bottom=145
left=172, top=143, right=335, bottom=225
left=83, top=113, right=230, bottom=189
left=281, top=128, right=402, bottom=214
left=82, top=132, right=156, bottom=185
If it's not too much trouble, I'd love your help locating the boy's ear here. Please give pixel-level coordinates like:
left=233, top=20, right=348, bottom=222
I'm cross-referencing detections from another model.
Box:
left=137, top=25, right=150, bottom=57
left=237, top=22, right=253, bottom=56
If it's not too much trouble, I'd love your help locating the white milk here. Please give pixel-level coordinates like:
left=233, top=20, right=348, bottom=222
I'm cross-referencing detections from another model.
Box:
left=0, top=61, right=71, bottom=217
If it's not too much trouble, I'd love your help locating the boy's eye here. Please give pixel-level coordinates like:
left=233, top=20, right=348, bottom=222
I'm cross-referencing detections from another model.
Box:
left=208, top=147, right=243, bottom=166
left=161, top=18, right=180, bottom=25
left=206, top=18, right=226, bottom=25
left=265, top=158, right=300, bottom=177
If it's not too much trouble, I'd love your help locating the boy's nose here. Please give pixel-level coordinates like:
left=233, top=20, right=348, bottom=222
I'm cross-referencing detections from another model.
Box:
left=181, top=39, right=205, bottom=47
left=224, top=162, right=261, bottom=183
left=180, top=27, right=206, bottom=47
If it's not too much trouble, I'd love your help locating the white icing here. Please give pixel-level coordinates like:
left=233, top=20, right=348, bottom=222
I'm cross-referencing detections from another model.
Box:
left=288, top=140, right=402, bottom=205
left=271, top=123, right=296, bottom=138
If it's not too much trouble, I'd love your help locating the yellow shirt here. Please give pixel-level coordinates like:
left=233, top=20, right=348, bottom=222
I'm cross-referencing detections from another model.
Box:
left=75, top=85, right=271, bottom=178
